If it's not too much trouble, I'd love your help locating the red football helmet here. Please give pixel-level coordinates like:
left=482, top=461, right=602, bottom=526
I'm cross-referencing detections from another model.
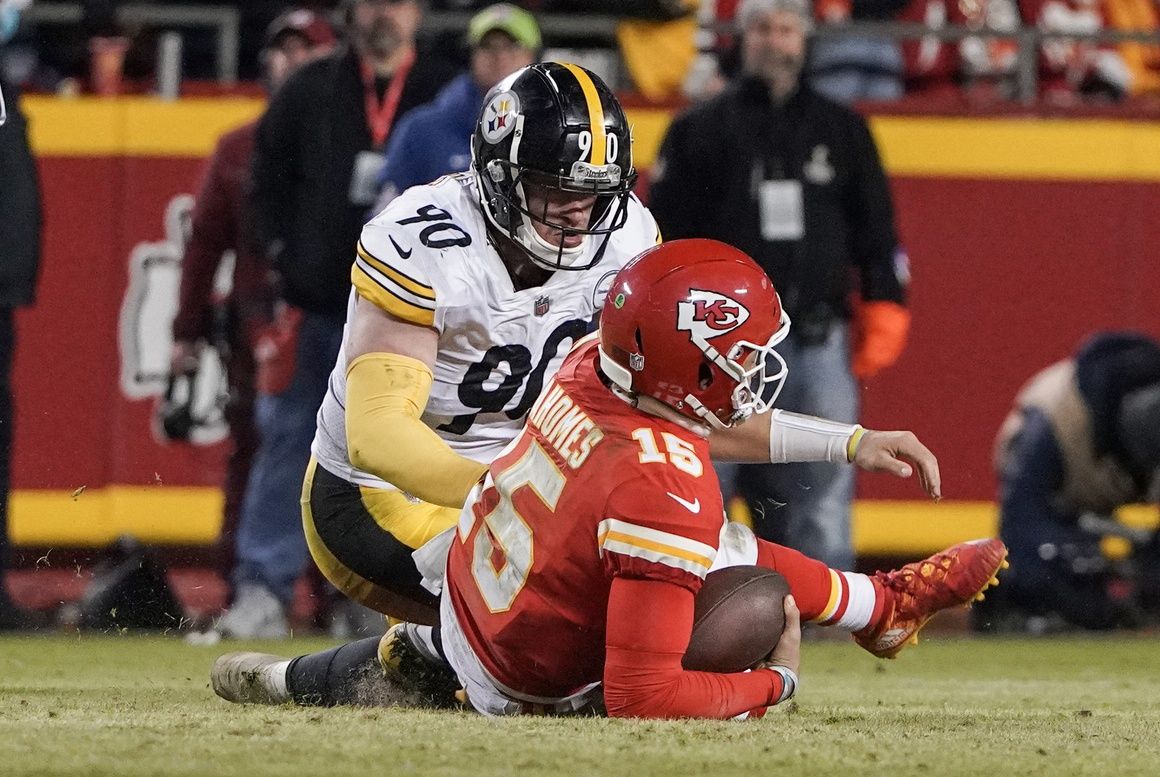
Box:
left=598, top=239, right=790, bottom=429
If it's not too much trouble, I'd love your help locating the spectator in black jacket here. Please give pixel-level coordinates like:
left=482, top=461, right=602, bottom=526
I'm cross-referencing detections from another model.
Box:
left=0, top=72, right=43, bottom=630
left=649, top=0, right=909, bottom=571
left=214, top=0, right=455, bottom=639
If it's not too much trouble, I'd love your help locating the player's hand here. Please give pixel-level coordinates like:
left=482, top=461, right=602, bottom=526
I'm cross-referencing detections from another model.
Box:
left=759, top=594, right=800, bottom=677
left=170, top=340, right=200, bottom=376
left=852, top=429, right=941, bottom=501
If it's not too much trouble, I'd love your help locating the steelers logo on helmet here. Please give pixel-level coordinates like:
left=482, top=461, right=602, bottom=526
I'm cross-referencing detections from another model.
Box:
left=470, top=62, right=637, bottom=272
left=481, top=90, right=520, bottom=145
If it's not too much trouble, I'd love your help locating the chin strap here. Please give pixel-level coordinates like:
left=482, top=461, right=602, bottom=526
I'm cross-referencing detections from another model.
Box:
left=516, top=216, right=588, bottom=267
left=607, top=381, right=712, bottom=439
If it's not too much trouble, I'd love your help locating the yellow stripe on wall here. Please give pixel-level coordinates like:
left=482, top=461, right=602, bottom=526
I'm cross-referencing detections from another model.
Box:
left=22, top=97, right=1160, bottom=181
left=743, top=500, right=1156, bottom=557
left=851, top=500, right=998, bottom=556
left=870, top=116, right=1160, bottom=181
left=15, top=487, right=1156, bottom=552
left=25, top=96, right=264, bottom=157
left=10, top=486, right=223, bottom=546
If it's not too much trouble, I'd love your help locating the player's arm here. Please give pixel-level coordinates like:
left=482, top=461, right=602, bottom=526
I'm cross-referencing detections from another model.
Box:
left=708, top=409, right=941, bottom=500
left=603, top=576, right=800, bottom=719
left=344, top=234, right=487, bottom=508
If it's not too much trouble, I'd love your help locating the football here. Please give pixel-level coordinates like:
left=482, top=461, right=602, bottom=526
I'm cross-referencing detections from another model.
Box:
left=682, top=566, right=791, bottom=674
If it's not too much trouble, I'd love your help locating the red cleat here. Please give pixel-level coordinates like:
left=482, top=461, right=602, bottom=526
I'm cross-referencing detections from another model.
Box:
left=855, top=538, right=1009, bottom=659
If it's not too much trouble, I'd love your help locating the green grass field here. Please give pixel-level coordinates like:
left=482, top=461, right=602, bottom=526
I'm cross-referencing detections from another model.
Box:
left=2, top=633, right=1159, bottom=777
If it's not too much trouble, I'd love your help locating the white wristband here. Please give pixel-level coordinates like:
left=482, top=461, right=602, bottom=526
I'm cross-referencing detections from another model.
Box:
left=766, top=665, right=798, bottom=704
left=768, top=409, right=862, bottom=465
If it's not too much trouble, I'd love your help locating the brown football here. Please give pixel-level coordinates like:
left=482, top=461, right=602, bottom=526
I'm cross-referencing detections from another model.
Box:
left=682, top=566, right=790, bottom=674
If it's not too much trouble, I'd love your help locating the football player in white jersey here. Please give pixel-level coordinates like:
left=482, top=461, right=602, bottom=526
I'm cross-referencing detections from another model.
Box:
left=302, top=62, right=664, bottom=625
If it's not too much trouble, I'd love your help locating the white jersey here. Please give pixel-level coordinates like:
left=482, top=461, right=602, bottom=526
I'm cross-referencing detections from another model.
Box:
left=312, top=173, right=661, bottom=489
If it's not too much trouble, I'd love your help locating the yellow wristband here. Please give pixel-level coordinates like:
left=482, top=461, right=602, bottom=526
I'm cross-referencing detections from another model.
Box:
left=846, top=426, right=867, bottom=463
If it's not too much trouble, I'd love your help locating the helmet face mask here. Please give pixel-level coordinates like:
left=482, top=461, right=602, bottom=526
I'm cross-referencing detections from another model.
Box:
left=598, top=239, right=791, bottom=430
left=717, top=326, right=791, bottom=425
left=472, top=63, right=637, bottom=272
left=666, top=301, right=790, bottom=429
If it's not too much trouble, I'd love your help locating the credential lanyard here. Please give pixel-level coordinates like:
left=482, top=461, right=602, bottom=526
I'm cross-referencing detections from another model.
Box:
left=361, top=50, right=415, bottom=149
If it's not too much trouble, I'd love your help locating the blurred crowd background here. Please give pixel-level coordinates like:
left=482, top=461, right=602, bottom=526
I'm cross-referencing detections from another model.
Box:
left=2, top=0, right=1159, bottom=107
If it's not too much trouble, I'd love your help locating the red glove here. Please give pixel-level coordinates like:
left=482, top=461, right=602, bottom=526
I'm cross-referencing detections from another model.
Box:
left=254, top=303, right=304, bottom=395
left=851, top=301, right=910, bottom=379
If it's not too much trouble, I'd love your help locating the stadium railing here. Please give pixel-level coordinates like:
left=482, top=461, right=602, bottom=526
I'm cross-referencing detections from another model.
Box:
left=24, top=2, right=240, bottom=85
left=21, top=5, right=1160, bottom=103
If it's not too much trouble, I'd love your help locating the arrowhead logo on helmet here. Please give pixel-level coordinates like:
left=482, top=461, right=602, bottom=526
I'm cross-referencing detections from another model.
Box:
left=679, top=291, right=750, bottom=337
left=598, top=239, right=792, bottom=431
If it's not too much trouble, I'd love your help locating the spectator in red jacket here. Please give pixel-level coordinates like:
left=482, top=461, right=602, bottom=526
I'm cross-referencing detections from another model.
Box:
left=899, top=0, right=961, bottom=97
left=168, top=8, right=336, bottom=587
left=900, top=0, right=1022, bottom=101
left=1019, top=0, right=1130, bottom=103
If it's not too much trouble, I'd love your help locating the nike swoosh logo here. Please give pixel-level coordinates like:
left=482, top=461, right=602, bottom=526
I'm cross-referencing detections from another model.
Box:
left=389, top=235, right=412, bottom=259
left=666, top=492, right=700, bottom=513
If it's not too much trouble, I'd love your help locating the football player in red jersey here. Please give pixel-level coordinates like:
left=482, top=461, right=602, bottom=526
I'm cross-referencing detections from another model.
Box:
left=438, top=238, right=801, bottom=717
left=212, top=239, right=1007, bottom=717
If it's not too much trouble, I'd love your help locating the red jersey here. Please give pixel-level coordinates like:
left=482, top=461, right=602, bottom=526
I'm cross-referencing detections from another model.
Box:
left=445, top=337, right=728, bottom=700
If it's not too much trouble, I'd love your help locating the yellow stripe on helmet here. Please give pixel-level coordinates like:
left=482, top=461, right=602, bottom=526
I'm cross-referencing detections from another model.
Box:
left=558, top=62, right=606, bottom=166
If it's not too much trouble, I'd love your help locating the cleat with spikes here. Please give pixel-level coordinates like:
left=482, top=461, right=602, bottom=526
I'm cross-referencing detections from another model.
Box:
left=377, top=623, right=462, bottom=709
left=211, top=651, right=292, bottom=705
left=855, top=538, right=1008, bottom=659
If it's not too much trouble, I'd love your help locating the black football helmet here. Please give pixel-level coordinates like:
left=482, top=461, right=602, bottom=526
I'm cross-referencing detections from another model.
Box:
left=471, top=62, right=637, bottom=271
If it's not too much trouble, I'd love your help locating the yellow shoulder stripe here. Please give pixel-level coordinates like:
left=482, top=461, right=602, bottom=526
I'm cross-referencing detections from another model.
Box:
left=351, top=265, right=436, bottom=327
left=356, top=241, right=436, bottom=301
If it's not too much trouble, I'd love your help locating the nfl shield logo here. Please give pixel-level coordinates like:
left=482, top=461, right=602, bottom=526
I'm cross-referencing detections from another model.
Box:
left=534, top=295, right=551, bottom=317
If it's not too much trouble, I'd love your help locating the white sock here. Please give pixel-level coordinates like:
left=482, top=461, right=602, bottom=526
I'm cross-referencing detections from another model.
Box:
left=266, top=660, right=290, bottom=698
left=815, top=570, right=877, bottom=631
